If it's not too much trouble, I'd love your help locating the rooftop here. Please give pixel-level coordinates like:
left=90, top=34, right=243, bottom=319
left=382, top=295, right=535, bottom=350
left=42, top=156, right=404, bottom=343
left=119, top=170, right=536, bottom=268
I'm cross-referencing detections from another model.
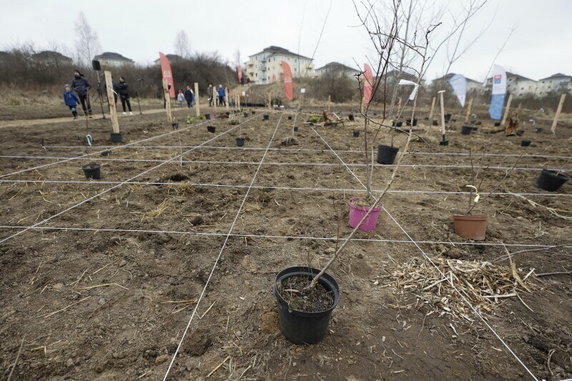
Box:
left=94, top=52, right=134, bottom=63
left=249, top=46, right=312, bottom=61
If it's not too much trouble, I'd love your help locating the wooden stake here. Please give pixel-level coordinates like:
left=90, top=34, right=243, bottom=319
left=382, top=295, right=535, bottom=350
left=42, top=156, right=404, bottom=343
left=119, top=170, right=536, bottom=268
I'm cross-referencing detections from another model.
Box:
left=327, top=95, right=331, bottom=112
left=428, top=96, right=436, bottom=121
left=162, top=78, right=173, bottom=123
left=194, top=82, right=200, bottom=117
left=464, top=97, right=473, bottom=123
left=550, top=93, right=566, bottom=134
left=213, top=86, right=218, bottom=107
left=500, top=93, right=513, bottom=127
left=267, top=93, right=272, bottom=110
left=225, top=87, right=229, bottom=110
left=439, top=91, right=446, bottom=137
left=397, top=97, right=402, bottom=113
left=237, top=94, right=241, bottom=110
left=103, top=71, right=120, bottom=133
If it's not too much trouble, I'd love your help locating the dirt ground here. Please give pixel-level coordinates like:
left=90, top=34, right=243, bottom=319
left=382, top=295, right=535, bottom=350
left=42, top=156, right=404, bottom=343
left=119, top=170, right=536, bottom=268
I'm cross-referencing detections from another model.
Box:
left=0, top=104, right=571, bottom=380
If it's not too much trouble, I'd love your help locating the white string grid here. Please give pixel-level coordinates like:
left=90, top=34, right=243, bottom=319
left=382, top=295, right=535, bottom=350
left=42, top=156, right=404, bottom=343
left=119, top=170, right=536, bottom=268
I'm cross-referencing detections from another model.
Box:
left=161, top=115, right=283, bottom=380
left=2, top=154, right=568, bottom=173
left=1, top=225, right=569, bottom=250
left=309, top=125, right=540, bottom=380
left=1, top=178, right=569, bottom=198
left=0, top=120, right=249, bottom=245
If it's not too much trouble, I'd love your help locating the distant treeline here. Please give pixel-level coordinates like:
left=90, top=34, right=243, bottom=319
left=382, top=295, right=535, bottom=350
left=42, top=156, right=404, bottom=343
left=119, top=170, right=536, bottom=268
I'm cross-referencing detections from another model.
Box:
left=0, top=46, right=235, bottom=98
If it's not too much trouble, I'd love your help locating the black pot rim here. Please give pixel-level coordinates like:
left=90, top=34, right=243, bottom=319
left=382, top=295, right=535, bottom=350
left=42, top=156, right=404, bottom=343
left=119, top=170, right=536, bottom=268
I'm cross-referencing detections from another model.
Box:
left=541, top=169, right=569, bottom=181
left=274, top=266, right=340, bottom=317
left=82, top=163, right=100, bottom=170
left=378, top=144, right=399, bottom=153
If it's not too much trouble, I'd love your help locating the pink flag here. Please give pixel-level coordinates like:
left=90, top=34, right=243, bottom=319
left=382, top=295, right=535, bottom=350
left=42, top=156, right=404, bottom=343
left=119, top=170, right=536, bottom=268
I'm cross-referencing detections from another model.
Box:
left=281, top=61, right=294, bottom=100
left=236, top=65, right=243, bottom=83
left=159, top=52, right=175, bottom=98
left=363, top=64, right=373, bottom=104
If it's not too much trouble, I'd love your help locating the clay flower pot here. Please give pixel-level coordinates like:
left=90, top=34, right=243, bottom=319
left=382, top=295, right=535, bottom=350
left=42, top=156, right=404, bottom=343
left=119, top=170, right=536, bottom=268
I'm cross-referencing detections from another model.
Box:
left=452, top=215, right=487, bottom=241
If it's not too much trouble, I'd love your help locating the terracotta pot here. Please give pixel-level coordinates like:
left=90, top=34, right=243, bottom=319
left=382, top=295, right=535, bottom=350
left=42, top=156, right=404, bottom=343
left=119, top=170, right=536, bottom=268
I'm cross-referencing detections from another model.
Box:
left=452, top=215, right=487, bottom=241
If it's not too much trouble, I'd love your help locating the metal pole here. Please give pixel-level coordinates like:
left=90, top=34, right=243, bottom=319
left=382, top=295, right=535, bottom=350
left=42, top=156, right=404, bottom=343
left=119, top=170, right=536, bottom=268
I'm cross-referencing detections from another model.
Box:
left=136, top=78, right=143, bottom=115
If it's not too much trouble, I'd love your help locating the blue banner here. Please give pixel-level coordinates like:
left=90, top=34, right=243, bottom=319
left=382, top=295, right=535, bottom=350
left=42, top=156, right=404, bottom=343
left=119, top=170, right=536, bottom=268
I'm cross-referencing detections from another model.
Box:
left=489, top=93, right=505, bottom=120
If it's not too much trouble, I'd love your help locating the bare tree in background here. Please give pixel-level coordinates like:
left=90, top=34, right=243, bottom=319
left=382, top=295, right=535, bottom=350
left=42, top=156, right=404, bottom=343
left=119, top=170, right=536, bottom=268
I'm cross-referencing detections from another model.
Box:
left=74, top=11, right=102, bottom=67
left=174, top=30, right=191, bottom=58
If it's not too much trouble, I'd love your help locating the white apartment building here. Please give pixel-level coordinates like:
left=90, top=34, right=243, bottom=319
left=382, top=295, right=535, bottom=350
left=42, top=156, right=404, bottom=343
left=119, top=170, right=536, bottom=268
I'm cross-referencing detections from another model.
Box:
left=245, top=46, right=314, bottom=84
left=536, top=73, right=572, bottom=97
left=315, top=62, right=360, bottom=78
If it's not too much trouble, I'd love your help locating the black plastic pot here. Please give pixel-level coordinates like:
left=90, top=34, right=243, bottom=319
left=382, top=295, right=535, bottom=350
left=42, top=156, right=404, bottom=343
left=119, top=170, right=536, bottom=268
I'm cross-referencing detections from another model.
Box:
left=110, top=133, right=122, bottom=143
left=406, top=118, right=417, bottom=126
left=263, top=114, right=269, bottom=120
left=243, top=112, right=249, bottom=117
left=521, top=140, right=531, bottom=147
left=536, top=169, right=569, bottom=191
left=439, top=139, right=449, bottom=146
left=82, top=163, right=101, bottom=179
left=293, top=126, right=299, bottom=132
left=444, top=114, right=452, bottom=123
left=236, top=137, right=245, bottom=147
left=516, top=130, right=525, bottom=136
left=288, top=116, right=292, bottom=120
left=432, top=120, right=438, bottom=126
left=205, top=113, right=211, bottom=120
left=251, top=110, right=256, bottom=114
left=392, top=120, right=403, bottom=127
left=172, top=122, right=179, bottom=130
left=377, top=145, right=399, bottom=164
left=353, top=130, right=360, bottom=137
left=535, top=128, right=544, bottom=133
left=461, top=126, right=472, bottom=135
left=494, top=121, right=501, bottom=127
left=273, top=266, right=340, bottom=345
left=207, top=125, right=216, bottom=133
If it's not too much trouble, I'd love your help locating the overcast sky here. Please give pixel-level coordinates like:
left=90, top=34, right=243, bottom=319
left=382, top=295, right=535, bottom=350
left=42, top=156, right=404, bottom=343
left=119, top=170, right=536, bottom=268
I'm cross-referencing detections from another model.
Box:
left=1, top=0, right=570, bottom=81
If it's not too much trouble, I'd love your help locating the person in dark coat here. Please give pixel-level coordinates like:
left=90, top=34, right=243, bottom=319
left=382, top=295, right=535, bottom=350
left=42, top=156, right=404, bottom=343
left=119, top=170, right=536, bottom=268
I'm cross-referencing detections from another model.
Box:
left=71, top=70, right=92, bottom=116
left=184, top=85, right=194, bottom=108
left=115, top=76, right=133, bottom=114
left=63, top=84, right=80, bottom=119
left=217, top=85, right=226, bottom=106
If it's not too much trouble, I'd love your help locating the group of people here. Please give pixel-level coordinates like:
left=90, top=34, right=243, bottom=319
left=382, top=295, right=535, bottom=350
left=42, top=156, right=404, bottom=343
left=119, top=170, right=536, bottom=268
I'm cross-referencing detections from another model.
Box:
left=63, top=70, right=230, bottom=120
left=63, top=70, right=133, bottom=120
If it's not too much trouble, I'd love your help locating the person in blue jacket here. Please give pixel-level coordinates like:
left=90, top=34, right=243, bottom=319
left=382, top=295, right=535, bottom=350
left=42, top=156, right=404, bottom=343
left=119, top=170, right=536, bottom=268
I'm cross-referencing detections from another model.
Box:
left=63, top=84, right=80, bottom=119
left=217, top=85, right=226, bottom=106
left=71, top=70, right=92, bottom=116
left=184, top=85, right=194, bottom=108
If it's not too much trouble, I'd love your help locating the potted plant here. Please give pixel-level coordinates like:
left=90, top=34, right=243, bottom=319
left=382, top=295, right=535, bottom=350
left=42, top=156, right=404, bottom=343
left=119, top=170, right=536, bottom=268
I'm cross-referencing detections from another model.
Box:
left=536, top=169, right=569, bottom=192
left=452, top=184, right=487, bottom=240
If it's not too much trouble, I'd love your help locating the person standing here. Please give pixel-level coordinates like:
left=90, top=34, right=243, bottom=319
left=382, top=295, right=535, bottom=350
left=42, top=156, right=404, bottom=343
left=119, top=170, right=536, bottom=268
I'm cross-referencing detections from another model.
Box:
left=217, top=84, right=226, bottom=106
left=177, top=89, right=185, bottom=107
left=71, top=70, right=92, bottom=116
left=207, top=83, right=214, bottom=107
left=115, top=76, right=133, bottom=115
left=184, top=85, right=194, bottom=108
left=63, top=84, right=80, bottom=119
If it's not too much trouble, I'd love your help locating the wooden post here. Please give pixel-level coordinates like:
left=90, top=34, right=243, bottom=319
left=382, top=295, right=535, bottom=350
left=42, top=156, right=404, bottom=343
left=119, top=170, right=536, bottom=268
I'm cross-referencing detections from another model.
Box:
left=500, top=93, right=513, bottom=126
left=327, top=95, right=331, bottom=112
left=550, top=93, right=566, bottom=134
left=162, top=78, right=173, bottom=123
left=428, top=96, right=436, bottom=121
left=225, top=87, right=229, bottom=110
left=103, top=70, right=120, bottom=134
left=237, top=94, right=241, bottom=110
left=267, top=93, right=272, bottom=110
left=464, top=97, right=474, bottom=123
left=194, top=82, right=200, bottom=117
left=397, top=97, right=402, bottom=113
left=438, top=91, right=446, bottom=137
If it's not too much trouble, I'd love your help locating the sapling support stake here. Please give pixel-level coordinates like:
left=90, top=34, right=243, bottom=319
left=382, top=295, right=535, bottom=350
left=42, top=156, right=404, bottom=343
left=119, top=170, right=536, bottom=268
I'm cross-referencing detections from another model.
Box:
left=136, top=78, right=143, bottom=115
left=438, top=90, right=446, bottom=143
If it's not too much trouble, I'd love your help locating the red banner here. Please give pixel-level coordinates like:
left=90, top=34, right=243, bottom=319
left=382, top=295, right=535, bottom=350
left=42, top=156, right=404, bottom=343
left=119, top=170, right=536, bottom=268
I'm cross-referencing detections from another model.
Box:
left=236, top=65, right=243, bottom=83
left=281, top=61, right=294, bottom=100
left=363, top=63, right=373, bottom=104
left=159, top=52, right=175, bottom=98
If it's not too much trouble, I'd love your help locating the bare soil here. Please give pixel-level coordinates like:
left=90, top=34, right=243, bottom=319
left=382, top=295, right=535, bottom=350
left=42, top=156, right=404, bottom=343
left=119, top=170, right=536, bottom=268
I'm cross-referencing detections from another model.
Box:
left=0, top=105, right=571, bottom=380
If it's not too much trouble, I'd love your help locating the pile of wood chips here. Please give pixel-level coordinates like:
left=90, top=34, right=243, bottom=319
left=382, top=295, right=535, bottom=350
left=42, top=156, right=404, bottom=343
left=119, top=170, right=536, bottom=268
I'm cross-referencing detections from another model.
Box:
left=392, top=257, right=535, bottom=321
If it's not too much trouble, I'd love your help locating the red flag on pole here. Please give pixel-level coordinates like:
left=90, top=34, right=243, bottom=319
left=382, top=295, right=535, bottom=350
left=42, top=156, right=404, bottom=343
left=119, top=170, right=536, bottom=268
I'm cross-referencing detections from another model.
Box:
left=236, top=65, right=243, bottom=84
left=159, top=52, right=175, bottom=98
left=363, top=63, right=373, bottom=104
left=281, top=61, right=294, bottom=100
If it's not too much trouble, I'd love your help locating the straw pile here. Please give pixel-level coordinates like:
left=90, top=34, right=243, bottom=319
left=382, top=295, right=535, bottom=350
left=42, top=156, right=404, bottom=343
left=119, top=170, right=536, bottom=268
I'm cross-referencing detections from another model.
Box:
left=392, top=257, right=535, bottom=321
